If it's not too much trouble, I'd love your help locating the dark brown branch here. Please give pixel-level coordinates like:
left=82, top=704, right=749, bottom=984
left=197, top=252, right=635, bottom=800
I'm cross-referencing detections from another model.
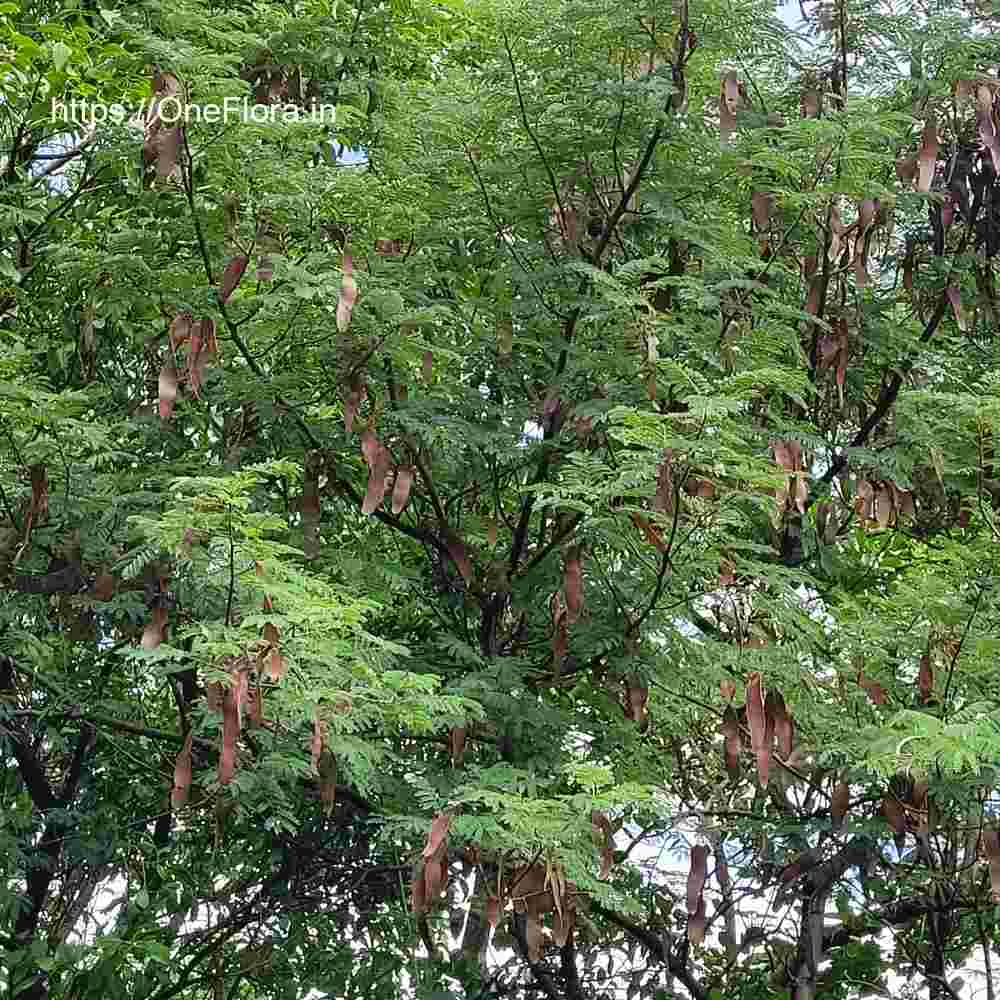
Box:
left=32, top=125, right=96, bottom=183
left=59, top=721, right=95, bottom=803
left=508, top=914, right=562, bottom=1000
left=559, top=931, right=586, bottom=1000
left=10, top=563, right=87, bottom=595
left=1, top=721, right=56, bottom=810
left=589, top=900, right=708, bottom=1000
left=818, top=293, right=949, bottom=490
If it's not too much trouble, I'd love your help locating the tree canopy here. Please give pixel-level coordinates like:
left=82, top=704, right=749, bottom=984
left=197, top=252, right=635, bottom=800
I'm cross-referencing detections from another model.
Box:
left=2, top=1, right=1000, bottom=998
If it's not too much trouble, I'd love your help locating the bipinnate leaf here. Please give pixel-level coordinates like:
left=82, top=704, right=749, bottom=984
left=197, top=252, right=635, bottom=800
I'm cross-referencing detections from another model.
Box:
left=171, top=731, right=193, bottom=809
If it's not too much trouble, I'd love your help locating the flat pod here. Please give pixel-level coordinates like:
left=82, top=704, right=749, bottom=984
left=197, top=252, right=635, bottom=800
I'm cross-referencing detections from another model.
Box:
left=831, top=781, right=850, bottom=829
left=391, top=465, right=413, bottom=515
left=171, top=731, right=193, bottom=809
left=686, top=844, right=709, bottom=915
left=746, top=673, right=767, bottom=784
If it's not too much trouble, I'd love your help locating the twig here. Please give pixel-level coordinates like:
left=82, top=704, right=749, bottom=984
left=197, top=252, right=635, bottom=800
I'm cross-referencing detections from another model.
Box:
left=502, top=32, right=569, bottom=250
left=941, top=578, right=987, bottom=718
left=32, top=125, right=96, bottom=183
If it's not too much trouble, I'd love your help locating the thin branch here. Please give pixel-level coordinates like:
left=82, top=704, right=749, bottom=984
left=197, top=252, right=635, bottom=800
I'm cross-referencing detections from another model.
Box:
left=31, top=125, right=96, bottom=184
left=589, top=900, right=708, bottom=1000
left=818, top=293, right=949, bottom=490
left=941, top=578, right=987, bottom=717
left=0, top=720, right=56, bottom=810
left=502, top=32, right=568, bottom=245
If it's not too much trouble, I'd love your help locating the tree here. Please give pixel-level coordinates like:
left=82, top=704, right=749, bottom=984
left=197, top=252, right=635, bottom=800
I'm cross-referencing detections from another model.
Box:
left=2, top=0, right=1000, bottom=998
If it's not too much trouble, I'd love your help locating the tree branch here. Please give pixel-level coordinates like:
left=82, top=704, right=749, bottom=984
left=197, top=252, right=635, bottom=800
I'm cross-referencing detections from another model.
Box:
left=1, top=721, right=56, bottom=810
left=589, top=900, right=708, bottom=1000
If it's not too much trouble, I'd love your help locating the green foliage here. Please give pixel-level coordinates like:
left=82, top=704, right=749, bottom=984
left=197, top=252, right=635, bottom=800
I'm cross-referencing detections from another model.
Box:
left=2, top=0, right=1000, bottom=998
